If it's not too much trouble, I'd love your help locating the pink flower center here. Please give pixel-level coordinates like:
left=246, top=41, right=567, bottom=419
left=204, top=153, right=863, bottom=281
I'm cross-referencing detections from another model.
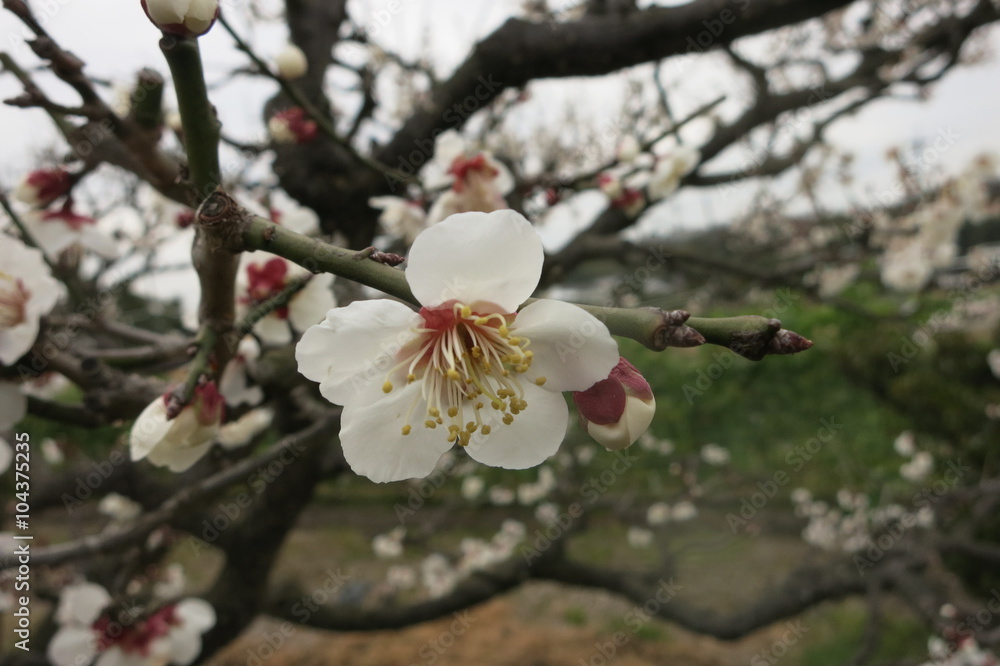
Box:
left=244, top=258, right=290, bottom=319
left=273, top=108, right=318, bottom=144
left=27, top=168, right=73, bottom=206
left=381, top=302, right=545, bottom=445
left=448, top=154, right=499, bottom=193
left=194, top=381, right=226, bottom=426
left=41, top=203, right=95, bottom=231
left=92, top=604, right=179, bottom=656
left=0, top=273, right=31, bottom=329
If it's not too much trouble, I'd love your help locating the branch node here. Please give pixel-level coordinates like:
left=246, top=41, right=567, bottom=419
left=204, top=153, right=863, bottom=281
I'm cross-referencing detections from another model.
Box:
left=650, top=309, right=705, bottom=349
left=195, top=189, right=252, bottom=253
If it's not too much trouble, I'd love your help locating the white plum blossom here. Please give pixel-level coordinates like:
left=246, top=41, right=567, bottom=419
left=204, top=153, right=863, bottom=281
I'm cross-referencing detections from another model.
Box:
left=217, top=337, right=264, bottom=408
left=129, top=383, right=224, bottom=472
left=648, top=145, right=700, bottom=201
left=216, top=407, right=274, bottom=449
left=0, top=239, right=63, bottom=365
left=13, top=168, right=73, bottom=207
left=626, top=526, right=654, bottom=548
left=575, top=444, right=597, bottom=465
left=616, top=135, right=641, bottom=162
left=535, top=502, right=560, bottom=526
left=488, top=485, right=515, bottom=506
left=423, top=130, right=514, bottom=224
left=0, top=439, right=10, bottom=475
left=893, top=431, right=916, bottom=457
left=460, top=475, right=485, bottom=500
left=42, top=437, right=64, bottom=465
left=369, top=196, right=428, bottom=244
left=153, top=564, right=187, bottom=601
left=295, top=210, right=619, bottom=482
left=646, top=502, right=671, bottom=526
left=98, top=494, right=143, bottom=523
left=670, top=500, right=697, bottom=522
left=372, top=527, right=406, bottom=559
left=420, top=553, right=457, bottom=598
left=814, top=263, right=860, bottom=299
left=142, top=0, right=219, bottom=37
left=900, top=451, right=934, bottom=483
left=22, top=206, right=118, bottom=259
left=790, top=487, right=812, bottom=506
left=275, top=43, right=308, bottom=79
left=700, top=443, right=731, bottom=466
left=988, top=349, right=1000, bottom=380
left=48, top=581, right=215, bottom=666
left=237, top=253, right=336, bottom=345
left=880, top=238, right=934, bottom=292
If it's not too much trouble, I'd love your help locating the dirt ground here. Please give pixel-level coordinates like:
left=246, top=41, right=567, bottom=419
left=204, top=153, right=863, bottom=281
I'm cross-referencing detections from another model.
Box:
left=203, top=505, right=835, bottom=666
left=208, top=581, right=806, bottom=666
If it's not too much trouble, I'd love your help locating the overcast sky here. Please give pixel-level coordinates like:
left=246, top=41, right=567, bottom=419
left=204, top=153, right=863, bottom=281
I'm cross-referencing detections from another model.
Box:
left=2, top=0, right=999, bottom=241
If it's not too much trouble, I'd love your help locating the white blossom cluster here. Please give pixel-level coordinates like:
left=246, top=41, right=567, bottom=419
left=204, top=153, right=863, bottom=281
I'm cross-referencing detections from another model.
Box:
left=793, top=486, right=934, bottom=552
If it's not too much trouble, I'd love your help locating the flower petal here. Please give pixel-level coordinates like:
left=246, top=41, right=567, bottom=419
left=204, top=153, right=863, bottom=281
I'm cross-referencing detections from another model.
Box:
left=406, top=210, right=543, bottom=312
left=146, top=437, right=215, bottom=472
left=175, top=598, right=217, bottom=632
left=47, top=626, right=98, bottom=666
left=253, top=313, right=292, bottom=345
left=0, top=439, right=11, bottom=475
left=464, top=383, right=568, bottom=469
left=288, top=274, right=336, bottom=333
left=513, top=299, right=619, bottom=392
left=339, top=381, right=454, bottom=483
left=129, top=397, right=172, bottom=462
left=55, top=582, right=110, bottom=625
left=295, top=299, right=419, bottom=406
left=0, top=382, right=27, bottom=429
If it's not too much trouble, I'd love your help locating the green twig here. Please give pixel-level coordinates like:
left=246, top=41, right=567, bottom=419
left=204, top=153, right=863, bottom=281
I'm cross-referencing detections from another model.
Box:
left=217, top=14, right=415, bottom=185
left=160, top=35, right=239, bottom=410
left=206, top=199, right=811, bottom=359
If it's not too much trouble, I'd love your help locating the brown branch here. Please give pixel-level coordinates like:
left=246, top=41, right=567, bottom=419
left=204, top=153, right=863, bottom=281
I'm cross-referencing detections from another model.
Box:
left=0, top=418, right=334, bottom=571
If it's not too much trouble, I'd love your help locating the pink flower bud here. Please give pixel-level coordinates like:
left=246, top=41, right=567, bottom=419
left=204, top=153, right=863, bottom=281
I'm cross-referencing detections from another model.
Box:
left=14, top=168, right=73, bottom=208
left=141, top=0, right=219, bottom=38
left=573, top=357, right=655, bottom=450
left=268, top=108, right=318, bottom=144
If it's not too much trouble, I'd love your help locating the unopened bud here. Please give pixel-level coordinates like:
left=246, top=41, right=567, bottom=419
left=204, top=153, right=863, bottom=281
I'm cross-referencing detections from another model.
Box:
left=14, top=168, right=73, bottom=208
left=573, top=357, right=655, bottom=450
left=142, top=0, right=219, bottom=38
left=275, top=43, right=308, bottom=80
